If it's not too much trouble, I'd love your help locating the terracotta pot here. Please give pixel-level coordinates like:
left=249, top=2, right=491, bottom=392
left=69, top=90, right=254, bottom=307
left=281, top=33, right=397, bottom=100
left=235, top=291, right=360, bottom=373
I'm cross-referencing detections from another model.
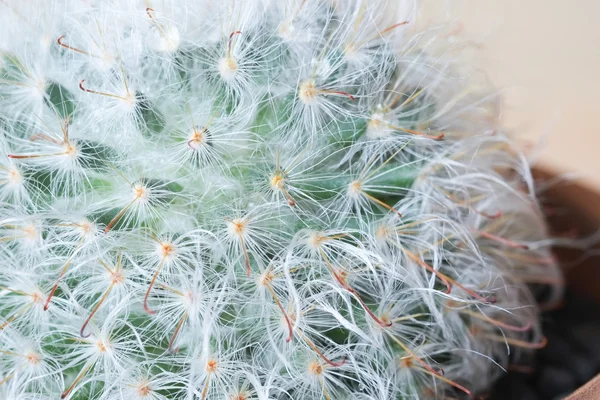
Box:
left=536, top=168, right=600, bottom=400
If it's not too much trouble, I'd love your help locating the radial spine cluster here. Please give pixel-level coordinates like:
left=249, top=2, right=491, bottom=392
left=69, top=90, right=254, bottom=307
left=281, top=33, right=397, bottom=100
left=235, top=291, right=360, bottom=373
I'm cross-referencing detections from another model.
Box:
left=0, top=0, right=561, bottom=399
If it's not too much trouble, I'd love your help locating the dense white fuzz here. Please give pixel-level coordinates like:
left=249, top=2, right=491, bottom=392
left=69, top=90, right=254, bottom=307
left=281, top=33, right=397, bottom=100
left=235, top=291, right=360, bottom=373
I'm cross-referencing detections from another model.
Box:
left=0, top=0, right=560, bottom=399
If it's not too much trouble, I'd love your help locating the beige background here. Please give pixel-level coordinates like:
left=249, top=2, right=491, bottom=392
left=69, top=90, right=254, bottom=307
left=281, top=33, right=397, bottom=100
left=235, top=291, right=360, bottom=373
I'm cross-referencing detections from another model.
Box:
left=420, top=0, right=600, bottom=189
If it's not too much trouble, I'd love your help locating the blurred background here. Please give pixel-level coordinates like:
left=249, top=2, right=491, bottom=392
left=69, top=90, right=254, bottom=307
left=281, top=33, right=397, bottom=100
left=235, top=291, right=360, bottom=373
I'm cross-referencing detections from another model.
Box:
left=419, top=0, right=600, bottom=189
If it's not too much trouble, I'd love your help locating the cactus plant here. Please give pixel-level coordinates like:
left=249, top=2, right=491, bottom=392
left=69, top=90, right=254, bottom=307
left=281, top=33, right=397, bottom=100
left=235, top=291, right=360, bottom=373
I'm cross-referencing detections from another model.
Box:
left=0, top=1, right=562, bottom=399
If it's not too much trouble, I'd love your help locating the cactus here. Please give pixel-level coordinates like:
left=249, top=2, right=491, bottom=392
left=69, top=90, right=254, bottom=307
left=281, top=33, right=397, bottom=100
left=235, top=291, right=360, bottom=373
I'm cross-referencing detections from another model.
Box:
left=0, top=1, right=562, bottom=399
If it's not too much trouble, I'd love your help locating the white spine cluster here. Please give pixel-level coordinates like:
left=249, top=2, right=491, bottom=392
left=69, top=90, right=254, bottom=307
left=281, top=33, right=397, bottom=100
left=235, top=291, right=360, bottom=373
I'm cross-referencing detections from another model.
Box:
left=0, top=1, right=562, bottom=399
